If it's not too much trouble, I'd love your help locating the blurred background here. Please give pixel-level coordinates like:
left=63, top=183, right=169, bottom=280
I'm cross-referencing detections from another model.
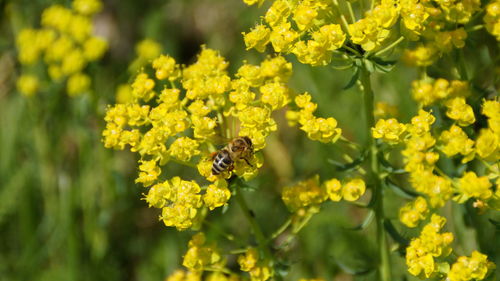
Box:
left=1, top=0, right=497, bottom=281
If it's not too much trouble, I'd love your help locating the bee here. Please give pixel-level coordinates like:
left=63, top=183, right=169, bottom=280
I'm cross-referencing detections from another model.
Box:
left=212, top=136, right=254, bottom=175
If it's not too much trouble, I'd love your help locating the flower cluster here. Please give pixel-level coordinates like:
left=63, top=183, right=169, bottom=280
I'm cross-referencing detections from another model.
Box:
left=348, top=0, right=398, bottom=51
left=485, top=0, right=500, bottom=40
left=281, top=176, right=366, bottom=212
left=16, top=0, right=107, bottom=97
left=238, top=248, right=273, bottom=281
left=114, top=39, right=165, bottom=104
left=182, top=233, right=225, bottom=273
left=242, top=0, right=347, bottom=66
left=399, top=196, right=429, bottom=228
left=374, top=98, right=499, bottom=212
left=242, top=0, right=489, bottom=68
left=406, top=215, right=495, bottom=280
left=447, top=251, right=496, bottom=281
left=411, top=78, right=470, bottom=107
left=372, top=118, right=407, bottom=145
left=286, top=93, right=342, bottom=143
left=103, top=47, right=341, bottom=230
left=405, top=214, right=454, bottom=279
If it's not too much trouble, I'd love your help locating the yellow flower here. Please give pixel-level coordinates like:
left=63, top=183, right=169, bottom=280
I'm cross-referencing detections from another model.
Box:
left=131, top=73, right=155, bottom=101
left=405, top=214, right=454, bottom=279
left=301, top=117, right=342, bottom=143
left=403, top=45, right=438, bottom=68
left=183, top=233, right=225, bottom=272
left=439, top=125, right=475, bottom=162
left=374, top=101, right=399, bottom=118
left=401, top=1, right=429, bottom=38
left=293, top=1, right=318, bottom=30
left=409, top=171, right=452, bottom=208
left=203, top=180, right=231, bottom=210
left=152, top=55, right=180, bottom=81
left=115, top=84, right=133, bottom=104
left=457, top=172, right=493, bottom=202
left=282, top=175, right=327, bottom=212
left=324, top=178, right=342, bottom=201
left=270, top=22, right=299, bottom=53
left=61, top=49, right=87, bottom=75
left=249, top=265, right=273, bottom=281
left=243, top=25, right=271, bottom=52
left=448, top=251, right=496, bottom=281
left=136, top=159, right=161, bottom=187
left=67, top=72, right=90, bottom=96
left=135, top=39, right=162, bottom=61
left=260, top=55, right=292, bottom=81
left=16, top=74, right=39, bottom=97
left=445, top=97, right=475, bottom=126
left=264, top=0, right=290, bottom=27
left=168, top=137, right=200, bottom=162
left=161, top=177, right=203, bottom=230
left=68, top=14, right=92, bottom=42
left=372, top=118, right=407, bottom=144
left=342, top=178, right=366, bottom=201
left=73, top=0, right=103, bottom=15
left=83, top=36, right=108, bottom=60
left=399, top=197, right=429, bottom=228
left=348, top=18, right=390, bottom=51
left=242, top=0, right=265, bottom=6
left=238, top=248, right=259, bottom=272
left=476, top=129, right=499, bottom=160
left=41, top=5, right=72, bottom=32
left=144, top=181, right=171, bottom=208
left=237, top=62, right=264, bottom=87
left=311, top=24, right=346, bottom=51
left=435, top=0, right=480, bottom=24
left=485, top=0, right=500, bottom=40
left=259, top=81, right=290, bottom=110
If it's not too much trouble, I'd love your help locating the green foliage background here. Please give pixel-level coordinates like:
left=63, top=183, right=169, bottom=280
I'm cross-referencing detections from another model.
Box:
left=0, top=0, right=498, bottom=280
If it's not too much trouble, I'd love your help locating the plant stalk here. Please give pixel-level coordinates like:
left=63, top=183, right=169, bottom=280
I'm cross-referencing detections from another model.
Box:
left=234, top=184, right=273, bottom=261
left=359, top=67, right=392, bottom=281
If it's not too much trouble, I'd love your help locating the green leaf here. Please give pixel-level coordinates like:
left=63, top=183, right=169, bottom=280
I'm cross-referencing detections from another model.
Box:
left=374, top=63, right=396, bottom=73
left=384, top=220, right=409, bottom=250
left=221, top=204, right=229, bottom=214
left=343, top=67, right=360, bottom=90
left=363, top=59, right=375, bottom=73
left=488, top=218, right=500, bottom=229
left=370, top=57, right=397, bottom=66
left=327, top=150, right=366, bottom=172
left=385, top=178, right=420, bottom=199
left=345, top=210, right=375, bottom=231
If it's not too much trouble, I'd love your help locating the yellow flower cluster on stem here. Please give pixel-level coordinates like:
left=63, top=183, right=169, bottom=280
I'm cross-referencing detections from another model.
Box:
left=286, top=93, right=342, bottom=143
left=16, top=0, right=107, bottom=96
left=406, top=214, right=454, bottom=279
left=281, top=176, right=366, bottom=213
left=104, top=47, right=340, bottom=232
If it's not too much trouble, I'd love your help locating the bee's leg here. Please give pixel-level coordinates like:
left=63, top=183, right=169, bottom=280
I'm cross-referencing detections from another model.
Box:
left=228, top=164, right=235, bottom=172
left=243, top=157, right=253, bottom=167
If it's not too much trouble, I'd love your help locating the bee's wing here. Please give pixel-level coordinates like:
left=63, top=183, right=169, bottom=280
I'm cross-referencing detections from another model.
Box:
left=206, top=134, right=232, bottom=146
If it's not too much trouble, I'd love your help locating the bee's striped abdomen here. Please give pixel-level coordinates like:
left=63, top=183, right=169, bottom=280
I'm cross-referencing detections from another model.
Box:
left=212, top=149, right=233, bottom=175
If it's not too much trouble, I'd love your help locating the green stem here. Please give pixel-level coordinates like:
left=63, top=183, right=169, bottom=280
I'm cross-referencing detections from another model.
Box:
left=270, top=217, right=292, bottom=240
left=359, top=67, right=392, bottom=281
left=346, top=0, right=356, bottom=23
left=374, top=36, right=405, bottom=57
left=465, top=24, right=484, bottom=32
left=332, top=0, right=351, bottom=35
left=342, top=45, right=362, bottom=57
left=234, top=184, right=273, bottom=261
left=457, top=50, right=469, bottom=80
